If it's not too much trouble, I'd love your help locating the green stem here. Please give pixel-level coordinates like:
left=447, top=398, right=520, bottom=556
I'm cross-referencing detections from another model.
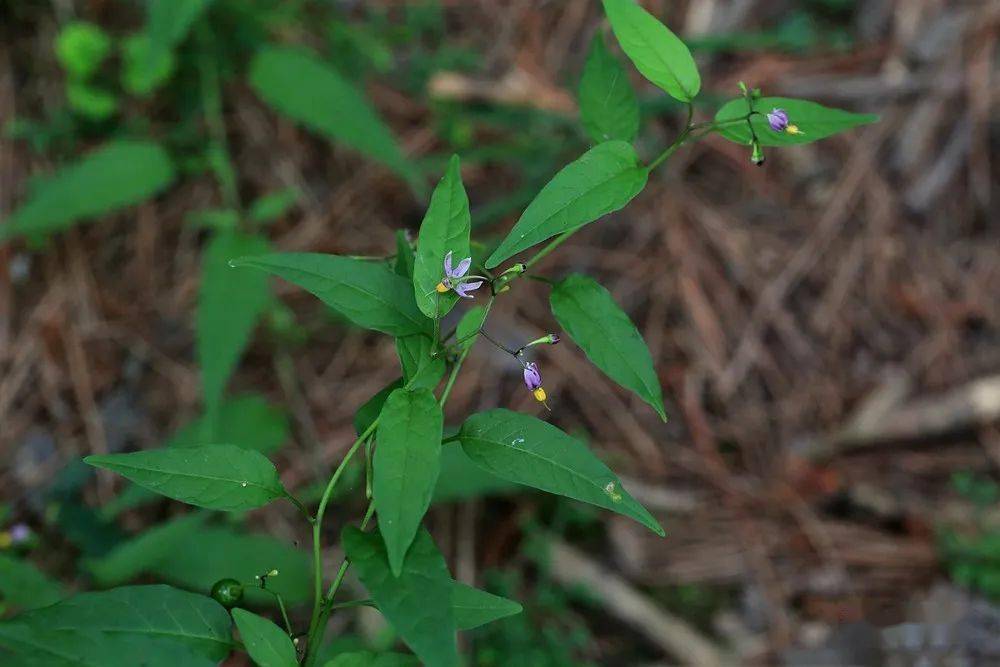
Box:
left=196, top=22, right=240, bottom=212
left=304, top=503, right=376, bottom=665
left=305, top=419, right=379, bottom=643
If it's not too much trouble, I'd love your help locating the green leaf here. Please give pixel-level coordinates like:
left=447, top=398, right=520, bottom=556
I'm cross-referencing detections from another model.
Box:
left=233, top=253, right=431, bottom=337
left=457, top=409, right=664, bottom=536
left=249, top=188, right=300, bottom=224
left=198, top=232, right=272, bottom=420
left=342, top=527, right=457, bottom=667
left=374, top=388, right=443, bottom=576
left=148, top=527, right=311, bottom=605
left=0, top=554, right=63, bottom=610
left=714, top=96, right=878, bottom=146
left=121, top=33, right=175, bottom=97
left=84, top=445, right=287, bottom=512
left=147, top=0, right=212, bottom=49
left=0, top=585, right=232, bottom=663
left=395, top=335, right=445, bottom=391
left=104, top=396, right=290, bottom=516
left=432, top=444, right=518, bottom=503
left=325, top=652, right=418, bottom=667
left=485, top=141, right=647, bottom=268
left=86, top=513, right=209, bottom=586
left=412, top=155, right=471, bottom=318
left=55, top=22, right=111, bottom=79
left=454, top=305, right=487, bottom=352
left=0, top=624, right=218, bottom=667
left=232, top=609, right=296, bottom=667
left=579, top=33, right=640, bottom=143
left=355, top=378, right=404, bottom=437
left=602, top=0, right=700, bottom=102
left=394, top=230, right=415, bottom=279
left=249, top=47, right=420, bottom=194
left=2, top=140, right=175, bottom=239
left=451, top=582, right=522, bottom=630
left=66, top=81, right=118, bottom=120
left=550, top=274, right=665, bottom=420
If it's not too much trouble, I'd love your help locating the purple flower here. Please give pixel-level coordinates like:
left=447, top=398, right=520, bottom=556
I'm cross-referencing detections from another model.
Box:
left=767, top=108, right=789, bottom=132
left=523, top=362, right=542, bottom=390
left=9, top=524, right=29, bottom=544
left=523, top=361, right=548, bottom=404
left=436, top=251, right=483, bottom=299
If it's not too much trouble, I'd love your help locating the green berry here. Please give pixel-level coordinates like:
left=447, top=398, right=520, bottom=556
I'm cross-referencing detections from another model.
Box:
left=210, top=578, right=244, bottom=608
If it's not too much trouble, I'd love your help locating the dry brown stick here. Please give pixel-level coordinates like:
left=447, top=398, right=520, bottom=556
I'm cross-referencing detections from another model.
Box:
left=543, top=536, right=734, bottom=666
left=717, top=121, right=893, bottom=398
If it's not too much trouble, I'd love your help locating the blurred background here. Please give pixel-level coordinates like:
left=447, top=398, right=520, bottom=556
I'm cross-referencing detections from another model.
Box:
left=1, top=0, right=998, bottom=665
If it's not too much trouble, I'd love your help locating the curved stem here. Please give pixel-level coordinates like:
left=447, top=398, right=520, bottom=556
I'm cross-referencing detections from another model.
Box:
left=304, top=502, right=376, bottom=666
left=305, top=419, right=379, bottom=643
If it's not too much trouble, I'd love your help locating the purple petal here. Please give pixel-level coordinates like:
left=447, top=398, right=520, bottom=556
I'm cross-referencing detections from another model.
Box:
left=453, top=257, right=472, bottom=278
left=523, top=362, right=542, bottom=390
left=444, top=251, right=454, bottom=276
left=767, top=108, right=788, bottom=132
left=454, top=280, right=483, bottom=298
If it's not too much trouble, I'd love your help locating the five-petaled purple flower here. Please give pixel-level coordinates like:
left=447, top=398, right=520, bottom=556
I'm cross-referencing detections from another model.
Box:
left=522, top=362, right=547, bottom=403
left=436, top=251, right=484, bottom=298
left=766, top=108, right=803, bottom=135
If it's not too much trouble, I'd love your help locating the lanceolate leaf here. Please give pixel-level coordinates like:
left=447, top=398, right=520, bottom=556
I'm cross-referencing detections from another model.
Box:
left=233, top=253, right=431, bottom=337
left=105, top=396, right=290, bottom=516
left=601, top=0, right=700, bottom=102
left=0, top=586, right=232, bottom=664
left=374, top=389, right=444, bottom=576
left=485, top=141, right=647, bottom=268
left=579, top=33, right=640, bottom=144
left=413, top=155, right=471, bottom=318
left=452, top=582, right=522, bottom=630
left=2, top=140, right=175, bottom=239
left=249, top=47, right=420, bottom=194
left=355, top=378, right=404, bottom=437
left=458, top=410, right=664, bottom=536
left=85, top=445, right=287, bottom=512
left=395, top=335, right=445, bottom=391
left=231, top=609, right=297, bottom=667
left=550, top=274, right=666, bottom=420
left=343, top=527, right=457, bottom=667
left=714, top=96, right=878, bottom=147
left=198, top=232, right=272, bottom=422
